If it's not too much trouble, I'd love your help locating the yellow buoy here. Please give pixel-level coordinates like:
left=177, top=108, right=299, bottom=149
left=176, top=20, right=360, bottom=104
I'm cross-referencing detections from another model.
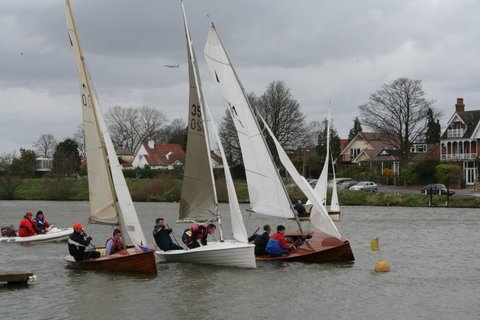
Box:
left=374, top=259, right=390, bottom=272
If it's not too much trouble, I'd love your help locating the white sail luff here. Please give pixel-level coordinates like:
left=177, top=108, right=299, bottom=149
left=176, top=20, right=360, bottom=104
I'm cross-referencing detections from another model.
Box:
left=65, top=0, right=146, bottom=246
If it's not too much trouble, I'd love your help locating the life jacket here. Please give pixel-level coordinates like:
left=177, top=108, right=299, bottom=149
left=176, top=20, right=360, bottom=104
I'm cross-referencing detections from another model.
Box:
left=33, top=217, right=49, bottom=232
left=105, top=236, right=123, bottom=254
left=182, top=225, right=206, bottom=246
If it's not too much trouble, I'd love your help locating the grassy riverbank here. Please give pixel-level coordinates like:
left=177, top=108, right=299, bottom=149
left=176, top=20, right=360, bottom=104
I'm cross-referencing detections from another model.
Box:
left=9, top=178, right=480, bottom=208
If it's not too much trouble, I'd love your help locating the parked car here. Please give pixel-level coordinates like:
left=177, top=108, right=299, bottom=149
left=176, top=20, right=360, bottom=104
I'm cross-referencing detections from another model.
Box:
left=340, top=180, right=358, bottom=189
left=420, top=184, right=455, bottom=195
left=328, top=178, right=353, bottom=188
left=308, top=179, right=318, bottom=188
left=349, top=181, right=378, bottom=192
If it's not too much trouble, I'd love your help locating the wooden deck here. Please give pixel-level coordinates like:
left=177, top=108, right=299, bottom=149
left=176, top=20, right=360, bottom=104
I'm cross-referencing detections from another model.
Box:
left=0, top=271, right=34, bottom=285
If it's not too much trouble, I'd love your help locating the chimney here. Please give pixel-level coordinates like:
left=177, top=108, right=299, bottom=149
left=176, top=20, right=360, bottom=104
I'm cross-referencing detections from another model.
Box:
left=455, top=98, right=465, bottom=113
left=147, top=139, right=155, bottom=149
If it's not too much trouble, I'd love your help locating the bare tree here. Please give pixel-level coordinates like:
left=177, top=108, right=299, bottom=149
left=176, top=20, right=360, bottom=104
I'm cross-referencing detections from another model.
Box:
left=33, top=133, right=57, bottom=158
left=105, top=106, right=168, bottom=154
left=220, top=109, right=243, bottom=165
left=72, top=124, right=85, bottom=158
left=155, top=118, right=187, bottom=148
left=219, top=81, right=308, bottom=165
left=256, top=81, right=307, bottom=152
left=359, top=77, right=441, bottom=171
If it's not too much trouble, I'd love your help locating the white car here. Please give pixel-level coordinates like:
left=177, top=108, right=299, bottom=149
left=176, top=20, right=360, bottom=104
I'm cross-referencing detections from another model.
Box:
left=349, top=181, right=378, bottom=192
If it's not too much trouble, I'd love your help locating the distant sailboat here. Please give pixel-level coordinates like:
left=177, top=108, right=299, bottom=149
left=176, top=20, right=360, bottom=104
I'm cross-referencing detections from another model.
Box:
left=155, top=1, right=256, bottom=269
left=204, top=23, right=353, bottom=262
left=63, top=0, right=156, bottom=275
left=306, top=110, right=341, bottom=221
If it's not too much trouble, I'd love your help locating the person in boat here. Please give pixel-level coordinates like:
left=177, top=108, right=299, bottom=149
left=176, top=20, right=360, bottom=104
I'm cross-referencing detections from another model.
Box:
left=153, top=217, right=182, bottom=251
left=32, top=210, right=52, bottom=234
left=253, top=224, right=271, bottom=256
left=18, top=211, right=37, bottom=237
left=181, top=223, right=216, bottom=249
left=265, top=225, right=293, bottom=256
left=105, top=228, right=124, bottom=256
left=68, top=223, right=101, bottom=261
left=293, top=199, right=306, bottom=215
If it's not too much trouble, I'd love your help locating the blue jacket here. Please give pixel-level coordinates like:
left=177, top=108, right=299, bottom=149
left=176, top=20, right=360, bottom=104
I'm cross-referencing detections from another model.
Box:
left=265, top=238, right=289, bottom=256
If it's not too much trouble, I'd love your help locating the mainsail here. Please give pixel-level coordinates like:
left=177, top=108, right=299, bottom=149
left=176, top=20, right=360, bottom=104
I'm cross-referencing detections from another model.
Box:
left=180, top=2, right=249, bottom=243
left=203, top=24, right=294, bottom=220
left=204, top=23, right=341, bottom=239
left=65, top=0, right=146, bottom=246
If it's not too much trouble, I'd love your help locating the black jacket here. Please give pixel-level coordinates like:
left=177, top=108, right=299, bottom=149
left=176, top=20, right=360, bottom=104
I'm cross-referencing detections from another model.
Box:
left=68, top=230, right=92, bottom=261
left=254, top=231, right=270, bottom=255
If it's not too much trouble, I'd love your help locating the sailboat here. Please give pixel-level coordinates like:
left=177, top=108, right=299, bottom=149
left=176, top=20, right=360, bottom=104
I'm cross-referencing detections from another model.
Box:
left=203, top=23, right=354, bottom=262
left=302, top=111, right=341, bottom=221
left=0, top=226, right=72, bottom=243
left=154, top=2, right=256, bottom=269
left=63, top=0, right=157, bottom=275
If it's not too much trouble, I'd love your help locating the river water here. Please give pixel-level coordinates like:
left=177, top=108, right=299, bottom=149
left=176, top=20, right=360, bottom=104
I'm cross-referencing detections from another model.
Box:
left=0, top=201, right=478, bottom=320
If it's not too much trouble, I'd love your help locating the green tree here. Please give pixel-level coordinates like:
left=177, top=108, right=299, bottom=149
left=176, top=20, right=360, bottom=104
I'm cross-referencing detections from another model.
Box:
left=348, top=116, right=363, bottom=141
left=316, top=118, right=341, bottom=168
left=425, top=107, right=441, bottom=144
left=52, top=139, right=81, bottom=175
left=0, top=149, right=37, bottom=199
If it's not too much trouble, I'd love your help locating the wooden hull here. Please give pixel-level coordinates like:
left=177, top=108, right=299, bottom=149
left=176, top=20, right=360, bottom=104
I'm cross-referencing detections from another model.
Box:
left=328, top=210, right=341, bottom=221
left=0, top=227, right=73, bottom=243
left=64, top=247, right=157, bottom=275
left=255, top=230, right=354, bottom=263
left=156, top=240, right=256, bottom=269
left=297, top=211, right=341, bottom=222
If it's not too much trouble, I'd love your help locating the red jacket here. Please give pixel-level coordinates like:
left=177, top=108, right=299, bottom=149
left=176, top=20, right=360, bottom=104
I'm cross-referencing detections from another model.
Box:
left=270, top=232, right=291, bottom=249
left=18, top=217, right=37, bottom=237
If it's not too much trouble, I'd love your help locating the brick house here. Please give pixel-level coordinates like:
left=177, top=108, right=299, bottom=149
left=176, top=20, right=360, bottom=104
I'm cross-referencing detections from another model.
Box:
left=440, top=98, right=479, bottom=185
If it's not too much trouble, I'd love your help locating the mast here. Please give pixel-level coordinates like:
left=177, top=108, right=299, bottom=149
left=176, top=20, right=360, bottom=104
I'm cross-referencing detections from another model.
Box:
left=181, top=1, right=224, bottom=240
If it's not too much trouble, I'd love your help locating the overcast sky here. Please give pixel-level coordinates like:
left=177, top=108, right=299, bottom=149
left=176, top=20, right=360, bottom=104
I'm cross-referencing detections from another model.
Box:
left=1, top=0, right=479, bottom=155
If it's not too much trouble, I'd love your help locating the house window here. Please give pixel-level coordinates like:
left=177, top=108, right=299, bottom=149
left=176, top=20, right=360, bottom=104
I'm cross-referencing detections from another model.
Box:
left=410, top=144, right=427, bottom=153
left=350, top=148, right=361, bottom=160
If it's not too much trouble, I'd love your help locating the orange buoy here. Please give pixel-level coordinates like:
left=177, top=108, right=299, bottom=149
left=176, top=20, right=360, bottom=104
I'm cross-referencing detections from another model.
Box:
left=374, top=260, right=390, bottom=272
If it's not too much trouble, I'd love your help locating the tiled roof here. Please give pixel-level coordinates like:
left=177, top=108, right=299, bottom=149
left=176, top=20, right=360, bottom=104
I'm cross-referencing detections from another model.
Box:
left=143, top=143, right=185, bottom=166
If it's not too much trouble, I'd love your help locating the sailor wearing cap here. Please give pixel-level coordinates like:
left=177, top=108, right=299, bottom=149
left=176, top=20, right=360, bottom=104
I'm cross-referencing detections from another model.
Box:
left=67, top=223, right=100, bottom=261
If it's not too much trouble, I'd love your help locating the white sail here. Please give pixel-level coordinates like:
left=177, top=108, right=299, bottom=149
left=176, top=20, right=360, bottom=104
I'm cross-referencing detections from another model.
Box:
left=65, top=0, right=146, bottom=246
left=178, top=12, right=217, bottom=223
left=204, top=23, right=341, bottom=238
left=181, top=2, right=248, bottom=243
left=313, top=109, right=331, bottom=206
left=203, top=24, right=294, bottom=220
left=330, top=153, right=340, bottom=213
left=260, top=116, right=341, bottom=238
